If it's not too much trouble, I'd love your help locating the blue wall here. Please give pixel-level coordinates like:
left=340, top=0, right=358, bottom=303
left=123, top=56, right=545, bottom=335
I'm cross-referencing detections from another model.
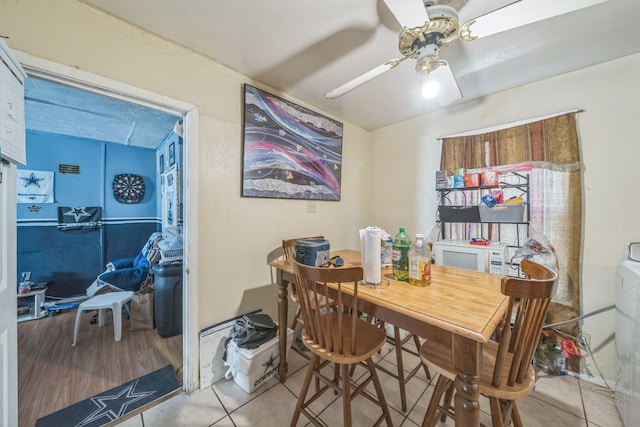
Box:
left=17, top=131, right=161, bottom=297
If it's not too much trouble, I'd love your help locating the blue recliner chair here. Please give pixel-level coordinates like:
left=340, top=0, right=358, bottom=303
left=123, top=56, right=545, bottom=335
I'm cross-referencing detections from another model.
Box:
left=96, top=232, right=163, bottom=293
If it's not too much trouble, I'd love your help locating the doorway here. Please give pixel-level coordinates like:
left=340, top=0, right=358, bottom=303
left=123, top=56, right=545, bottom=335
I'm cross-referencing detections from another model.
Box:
left=14, top=54, right=198, bottom=426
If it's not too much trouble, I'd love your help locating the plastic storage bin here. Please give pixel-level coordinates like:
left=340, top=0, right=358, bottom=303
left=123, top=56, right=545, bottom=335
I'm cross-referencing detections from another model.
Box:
left=225, top=328, right=294, bottom=393
left=479, top=203, right=525, bottom=223
left=437, top=205, right=481, bottom=223
left=152, top=263, right=183, bottom=338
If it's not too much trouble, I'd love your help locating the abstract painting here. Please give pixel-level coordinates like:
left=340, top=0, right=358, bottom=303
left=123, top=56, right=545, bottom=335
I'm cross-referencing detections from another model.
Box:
left=241, top=84, right=343, bottom=200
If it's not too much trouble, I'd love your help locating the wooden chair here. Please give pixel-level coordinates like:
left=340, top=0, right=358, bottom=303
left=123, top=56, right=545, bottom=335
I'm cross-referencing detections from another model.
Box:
left=419, top=260, right=558, bottom=427
left=289, top=259, right=393, bottom=427
left=282, top=236, right=325, bottom=359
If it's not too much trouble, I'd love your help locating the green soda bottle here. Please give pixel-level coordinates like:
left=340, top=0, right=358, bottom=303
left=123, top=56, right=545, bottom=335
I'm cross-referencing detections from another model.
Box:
left=392, top=227, right=411, bottom=281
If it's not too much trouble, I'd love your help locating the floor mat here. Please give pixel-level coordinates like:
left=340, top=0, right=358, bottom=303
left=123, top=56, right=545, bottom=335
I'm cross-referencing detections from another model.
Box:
left=35, top=365, right=181, bottom=427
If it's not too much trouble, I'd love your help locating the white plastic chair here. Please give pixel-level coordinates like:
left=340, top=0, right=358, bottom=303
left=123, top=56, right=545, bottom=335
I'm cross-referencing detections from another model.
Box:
left=72, top=291, right=134, bottom=346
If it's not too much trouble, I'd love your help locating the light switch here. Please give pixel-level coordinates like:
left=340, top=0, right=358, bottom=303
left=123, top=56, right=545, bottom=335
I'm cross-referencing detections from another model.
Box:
left=307, top=201, right=316, bottom=213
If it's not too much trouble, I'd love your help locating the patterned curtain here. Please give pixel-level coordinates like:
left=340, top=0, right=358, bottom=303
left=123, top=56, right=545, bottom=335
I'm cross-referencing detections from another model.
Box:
left=440, top=113, right=582, bottom=344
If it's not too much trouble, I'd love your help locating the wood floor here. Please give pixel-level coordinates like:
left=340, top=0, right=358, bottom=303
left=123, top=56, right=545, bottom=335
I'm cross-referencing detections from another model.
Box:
left=18, top=308, right=183, bottom=427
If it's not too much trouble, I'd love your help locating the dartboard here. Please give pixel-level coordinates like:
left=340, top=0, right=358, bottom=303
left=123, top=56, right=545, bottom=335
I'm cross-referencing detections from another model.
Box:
left=112, top=174, right=145, bottom=204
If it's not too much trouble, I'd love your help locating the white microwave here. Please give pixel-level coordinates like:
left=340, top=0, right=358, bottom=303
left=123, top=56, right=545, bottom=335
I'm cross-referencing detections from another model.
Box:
left=433, top=239, right=509, bottom=275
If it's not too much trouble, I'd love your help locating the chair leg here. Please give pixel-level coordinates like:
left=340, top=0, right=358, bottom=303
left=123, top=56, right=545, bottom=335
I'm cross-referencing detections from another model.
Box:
left=440, top=381, right=454, bottom=423
left=380, top=326, right=430, bottom=413
left=511, top=401, right=523, bottom=427
left=342, top=364, right=352, bottom=427
left=290, top=355, right=318, bottom=427
left=393, top=326, right=408, bottom=412
left=422, top=375, right=453, bottom=427
left=413, top=334, right=431, bottom=380
left=112, top=302, right=123, bottom=341
left=366, top=358, right=393, bottom=427
left=72, top=308, right=83, bottom=346
left=489, top=397, right=505, bottom=427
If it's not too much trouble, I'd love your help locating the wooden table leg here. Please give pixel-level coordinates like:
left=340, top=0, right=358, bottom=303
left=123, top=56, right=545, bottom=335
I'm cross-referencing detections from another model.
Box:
left=277, top=269, right=289, bottom=382
left=452, top=335, right=482, bottom=427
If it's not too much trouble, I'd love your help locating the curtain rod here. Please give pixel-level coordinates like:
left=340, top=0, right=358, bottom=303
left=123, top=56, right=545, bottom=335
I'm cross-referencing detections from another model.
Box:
left=438, top=108, right=584, bottom=140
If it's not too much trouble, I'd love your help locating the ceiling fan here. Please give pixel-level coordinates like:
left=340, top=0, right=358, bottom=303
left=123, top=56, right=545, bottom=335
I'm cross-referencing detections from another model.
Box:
left=325, top=0, right=607, bottom=105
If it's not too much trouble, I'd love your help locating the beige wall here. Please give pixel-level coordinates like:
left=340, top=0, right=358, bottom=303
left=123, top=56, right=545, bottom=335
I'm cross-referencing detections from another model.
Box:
left=370, top=52, right=640, bottom=382
left=3, top=0, right=635, bottom=385
left=0, top=0, right=371, bottom=334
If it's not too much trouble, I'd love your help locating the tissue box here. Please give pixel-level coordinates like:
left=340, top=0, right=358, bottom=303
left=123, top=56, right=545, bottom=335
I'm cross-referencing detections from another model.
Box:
left=226, top=328, right=294, bottom=393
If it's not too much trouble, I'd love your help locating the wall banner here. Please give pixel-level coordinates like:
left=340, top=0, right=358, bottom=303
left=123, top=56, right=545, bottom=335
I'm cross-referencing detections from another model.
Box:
left=57, top=206, right=102, bottom=232
left=17, top=169, right=54, bottom=203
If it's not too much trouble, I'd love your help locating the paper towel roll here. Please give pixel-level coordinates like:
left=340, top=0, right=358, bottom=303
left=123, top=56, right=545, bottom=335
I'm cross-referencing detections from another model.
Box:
left=360, top=226, right=381, bottom=284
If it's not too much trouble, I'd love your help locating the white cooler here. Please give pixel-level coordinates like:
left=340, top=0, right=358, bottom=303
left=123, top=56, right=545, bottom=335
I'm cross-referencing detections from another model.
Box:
left=225, top=328, right=294, bottom=393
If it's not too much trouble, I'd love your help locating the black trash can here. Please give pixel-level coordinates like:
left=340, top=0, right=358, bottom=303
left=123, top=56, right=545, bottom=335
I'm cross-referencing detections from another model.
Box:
left=153, top=263, right=183, bottom=338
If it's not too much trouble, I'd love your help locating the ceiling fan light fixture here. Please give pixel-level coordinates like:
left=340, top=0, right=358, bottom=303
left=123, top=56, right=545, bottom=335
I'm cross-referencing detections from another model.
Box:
left=422, top=77, right=440, bottom=98
left=415, top=44, right=439, bottom=73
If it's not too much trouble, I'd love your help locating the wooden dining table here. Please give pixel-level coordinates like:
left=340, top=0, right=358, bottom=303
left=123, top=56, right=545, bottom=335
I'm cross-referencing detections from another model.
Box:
left=270, top=249, right=509, bottom=427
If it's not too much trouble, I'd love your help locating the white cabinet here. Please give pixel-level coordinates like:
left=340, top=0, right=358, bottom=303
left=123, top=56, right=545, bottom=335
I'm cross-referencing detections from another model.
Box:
left=16, top=288, right=47, bottom=322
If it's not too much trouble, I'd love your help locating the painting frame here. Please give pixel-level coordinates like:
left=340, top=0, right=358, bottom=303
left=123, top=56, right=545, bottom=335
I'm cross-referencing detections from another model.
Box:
left=168, top=142, right=176, bottom=166
left=241, top=84, right=343, bottom=201
left=162, top=167, right=179, bottom=229
left=159, top=154, right=165, bottom=173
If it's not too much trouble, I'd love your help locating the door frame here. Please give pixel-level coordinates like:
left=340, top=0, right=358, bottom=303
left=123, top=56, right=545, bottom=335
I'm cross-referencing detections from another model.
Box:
left=13, top=51, right=201, bottom=392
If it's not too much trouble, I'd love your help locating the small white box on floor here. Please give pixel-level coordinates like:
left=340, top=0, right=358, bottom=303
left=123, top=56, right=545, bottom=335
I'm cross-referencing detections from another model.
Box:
left=225, top=328, right=294, bottom=393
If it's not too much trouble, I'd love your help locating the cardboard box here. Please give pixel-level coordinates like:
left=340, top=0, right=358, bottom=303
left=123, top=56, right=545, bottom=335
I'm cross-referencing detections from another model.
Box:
left=225, top=328, right=294, bottom=393
left=479, top=203, right=525, bottom=223
left=435, top=171, right=448, bottom=189
left=446, top=176, right=455, bottom=188
left=464, top=174, right=480, bottom=187
left=200, top=310, right=263, bottom=388
left=481, top=171, right=499, bottom=187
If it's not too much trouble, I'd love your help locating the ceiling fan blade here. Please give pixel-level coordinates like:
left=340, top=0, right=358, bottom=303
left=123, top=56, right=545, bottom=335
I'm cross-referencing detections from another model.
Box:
left=383, top=0, right=429, bottom=29
left=463, top=0, right=607, bottom=39
left=325, top=58, right=407, bottom=99
left=431, top=62, right=462, bottom=106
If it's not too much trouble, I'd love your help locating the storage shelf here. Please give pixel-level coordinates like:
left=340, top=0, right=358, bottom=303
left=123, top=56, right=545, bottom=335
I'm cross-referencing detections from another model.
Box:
left=17, top=287, right=47, bottom=323
left=436, top=172, right=530, bottom=278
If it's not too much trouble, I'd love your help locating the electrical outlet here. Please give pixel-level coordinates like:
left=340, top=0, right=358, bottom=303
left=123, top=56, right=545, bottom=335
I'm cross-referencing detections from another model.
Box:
left=307, top=201, right=316, bottom=213
left=578, top=333, right=591, bottom=349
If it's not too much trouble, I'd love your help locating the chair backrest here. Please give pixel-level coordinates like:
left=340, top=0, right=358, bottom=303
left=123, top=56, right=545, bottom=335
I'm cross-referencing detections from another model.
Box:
left=267, top=246, right=286, bottom=284
left=282, top=236, right=325, bottom=261
left=142, top=232, right=164, bottom=265
left=290, top=259, right=363, bottom=358
left=493, top=259, right=559, bottom=387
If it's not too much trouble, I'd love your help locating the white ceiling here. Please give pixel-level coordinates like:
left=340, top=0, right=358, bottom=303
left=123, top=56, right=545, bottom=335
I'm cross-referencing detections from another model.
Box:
left=79, top=0, right=640, bottom=131
left=25, top=77, right=180, bottom=149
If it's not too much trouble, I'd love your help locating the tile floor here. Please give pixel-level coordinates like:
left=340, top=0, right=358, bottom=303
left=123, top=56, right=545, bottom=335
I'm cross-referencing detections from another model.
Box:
left=116, top=341, right=624, bottom=427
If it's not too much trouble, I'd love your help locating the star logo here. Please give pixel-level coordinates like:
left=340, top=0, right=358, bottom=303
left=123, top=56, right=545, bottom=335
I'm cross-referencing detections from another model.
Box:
left=262, top=353, right=279, bottom=374
left=75, top=379, right=156, bottom=427
left=64, top=207, right=92, bottom=222
left=20, top=172, right=44, bottom=188
left=28, top=205, right=41, bottom=212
